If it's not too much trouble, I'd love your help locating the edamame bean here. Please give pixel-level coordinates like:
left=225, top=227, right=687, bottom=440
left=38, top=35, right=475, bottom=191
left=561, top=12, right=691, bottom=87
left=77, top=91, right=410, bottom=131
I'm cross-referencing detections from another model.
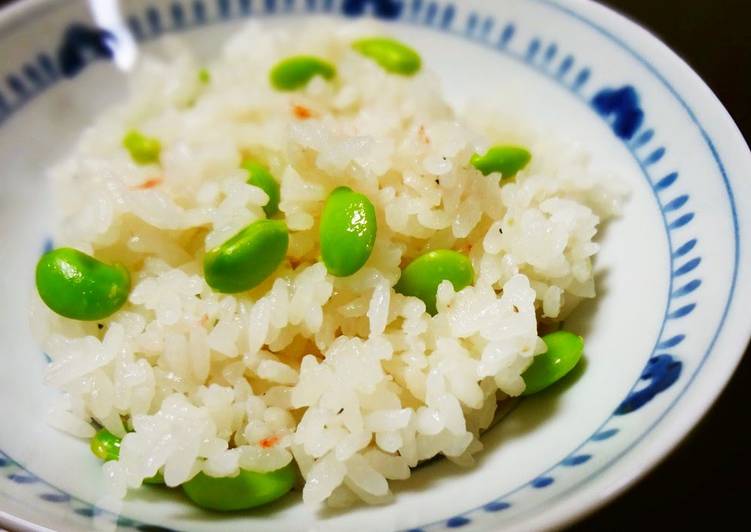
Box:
left=90, top=428, right=121, bottom=462
left=243, top=160, right=280, bottom=217
left=395, top=249, right=474, bottom=315
left=198, top=68, right=211, bottom=84
left=182, top=464, right=296, bottom=511
left=123, top=129, right=161, bottom=165
left=470, top=145, right=531, bottom=179
left=36, top=248, right=130, bottom=321
left=522, top=331, right=584, bottom=395
left=352, top=37, right=421, bottom=76
left=203, top=219, right=289, bottom=293
left=319, top=186, right=377, bottom=277
left=270, top=56, right=336, bottom=91
left=90, top=429, right=163, bottom=484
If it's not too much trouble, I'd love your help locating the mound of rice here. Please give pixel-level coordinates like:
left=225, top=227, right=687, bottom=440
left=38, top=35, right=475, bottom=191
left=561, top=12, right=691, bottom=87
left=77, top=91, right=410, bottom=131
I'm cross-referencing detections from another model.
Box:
left=31, top=20, right=624, bottom=506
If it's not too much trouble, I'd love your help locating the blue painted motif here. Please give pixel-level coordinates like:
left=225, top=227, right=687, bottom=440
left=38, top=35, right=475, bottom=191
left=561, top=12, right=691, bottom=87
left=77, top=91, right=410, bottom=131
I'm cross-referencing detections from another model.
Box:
left=440, top=4, right=454, bottom=30
left=526, top=38, right=541, bottom=61
left=615, top=355, right=682, bottom=414
left=341, top=0, right=403, bottom=19
left=40, top=493, right=71, bottom=502
left=531, top=476, right=554, bottom=488
left=424, top=2, right=438, bottom=25
left=265, top=0, right=277, bottom=13
left=631, top=128, right=654, bottom=148
left=591, top=85, right=644, bottom=140
left=544, top=43, right=557, bottom=63
left=673, top=238, right=697, bottom=258
left=657, top=334, right=685, bottom=349
left=664, top=194, right=689, bottom=212
left=170, top=3, right=186, bottom=27
left=668, top=303, right=696, bottom=319
left=56, top=24, right=115, bottom=78
left=193, top=0, right=207, bottom=23
left=655, top=171, right=679, bottom=191
left=674, top=257, right=701, bottom=276
left=643, top=146, right=666, bottom=166
left=8, top=473, right=37, bottom=484
left=145, top=7, right=162, bottom=35
left=484, top=501, right=511, bottom=512
left=498, top=23, right=515, bottom=47
left=217, top=0, right=231, bottom=18
left=445, top=516, right=471, bottom=528
left=38, top=53, right=58, bottom=79
left=672, top=279, right=701, bottom=298
left=591, top=428, right=618, bottom=441
left=668, top=212, right=695, bottom=230
left=562, top=454, right=591, bottom=466
left=557, top=55, right=573, bottom=77
left=7, top=74, right=27, bottom=97
left=572, top=67, right=590, bottom=90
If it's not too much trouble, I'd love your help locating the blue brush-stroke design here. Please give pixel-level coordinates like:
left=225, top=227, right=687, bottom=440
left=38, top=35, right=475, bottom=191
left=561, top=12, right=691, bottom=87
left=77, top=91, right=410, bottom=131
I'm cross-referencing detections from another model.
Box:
left=145, top=7, right=162, bottom=35
left=531, top=476, right=554, bottom=488
left=526, top=38, right=541, bottom=61
left=8, top=473, right=38, bottom=484
left=7, top=74, right=27, bottom=98
left=674, top=257, right=701, bottom=276
left=591, top=85, right=644, bottom=140
left=562, top=454, right=591, bottom=466
left=484, top=501, right=511, bottom=512
left=440, top=4, right=454, bottom=30
left=170, top=2, right=186, bottom=27
left=239, top=0, right=252, bottom=14
left=341, top=0, right=403, bottom=18
left=40, top=493, right=71, bottom=503
left=557, top=55, right=573, bottom=77
left=668, top=303, right=696, bottom=319
left=615, top=355, right=682, bottom=415
left=0, top=457, right=9, bottom=468
left=673, top=238, right=697, bottom=258
left=631, top=128, right=654, bottom=148
left=668, top=212, right=695, bottom=230
left=657, top=334, right=685, bottom=349
left=591, top=428, right=618, bottom=441
left=424, top=2, right=438, bottom=25
left=480, top=17, right=494, bottom=38
left=655, top=171, right=679, bottom=191
left=23, top=64, right=43, bottom=87
left=643, top=146, right=666, bottom=166
left=664, top=194, right=689, bottom=212
left=445, top=516, right=471, bottom=528
left=56, top=24, right=115, bottom=78
left=217, top=0, right=231, bottom=18
left=572, top=67, right=590, bottom=90
left=498, top=23, right=515, bottom=47
left=544, top=43, right=557, bottom=63
left=465, top=12, right=477, bottom=35
left=193, top=0, right=207, bottom=23
left=672, top=279, right=701, bottom=298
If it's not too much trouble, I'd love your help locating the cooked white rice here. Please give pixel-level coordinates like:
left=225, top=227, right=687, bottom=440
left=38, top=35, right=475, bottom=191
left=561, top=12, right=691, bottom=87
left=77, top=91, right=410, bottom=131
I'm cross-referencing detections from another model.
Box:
left=32, top=20, right=624, bottom=506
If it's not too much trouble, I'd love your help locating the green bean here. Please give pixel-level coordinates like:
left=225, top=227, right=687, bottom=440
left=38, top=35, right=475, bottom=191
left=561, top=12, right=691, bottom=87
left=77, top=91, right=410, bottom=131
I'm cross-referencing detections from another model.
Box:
left=522, top=331, right=584, bottom=395
left=198, top=68, right=211, bottom=84
left=352, top=37, right=421, bottom=76
left=123, top=129, right=161, bottom=165
left=319, top=186, right=377, bottom=277
left=470, top=145, right=531, bottom=179
left=182, top=464, right=296, bottom=511
left=36, top=248, right=130, bottom=321
left=243, top=160, right=280, bottom=217
left=395, top=249, right=474, bottom=315
left=270, top=56, right=336, bottom=91
left=203, top=219, right=289, bottom=293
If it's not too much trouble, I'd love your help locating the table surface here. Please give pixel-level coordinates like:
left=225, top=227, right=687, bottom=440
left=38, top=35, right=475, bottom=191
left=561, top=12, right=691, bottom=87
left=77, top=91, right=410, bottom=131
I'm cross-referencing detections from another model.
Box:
left=0, top=0, right=749, bottom=530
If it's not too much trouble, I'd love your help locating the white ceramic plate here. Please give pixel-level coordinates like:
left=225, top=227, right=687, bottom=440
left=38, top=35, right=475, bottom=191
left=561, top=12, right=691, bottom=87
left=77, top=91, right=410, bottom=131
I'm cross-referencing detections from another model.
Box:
left=1, top=1, right=749, bottom=531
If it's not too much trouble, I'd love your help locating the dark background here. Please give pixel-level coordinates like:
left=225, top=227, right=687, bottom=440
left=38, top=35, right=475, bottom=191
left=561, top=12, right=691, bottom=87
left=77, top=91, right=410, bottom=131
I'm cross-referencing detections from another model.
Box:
left=1, top=0, right=749, bottom=530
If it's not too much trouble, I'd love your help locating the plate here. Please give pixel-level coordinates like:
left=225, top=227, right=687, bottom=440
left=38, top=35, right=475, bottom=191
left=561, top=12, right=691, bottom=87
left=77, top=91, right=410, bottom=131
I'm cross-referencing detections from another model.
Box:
left=0, top=1, right=749, bottom=531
